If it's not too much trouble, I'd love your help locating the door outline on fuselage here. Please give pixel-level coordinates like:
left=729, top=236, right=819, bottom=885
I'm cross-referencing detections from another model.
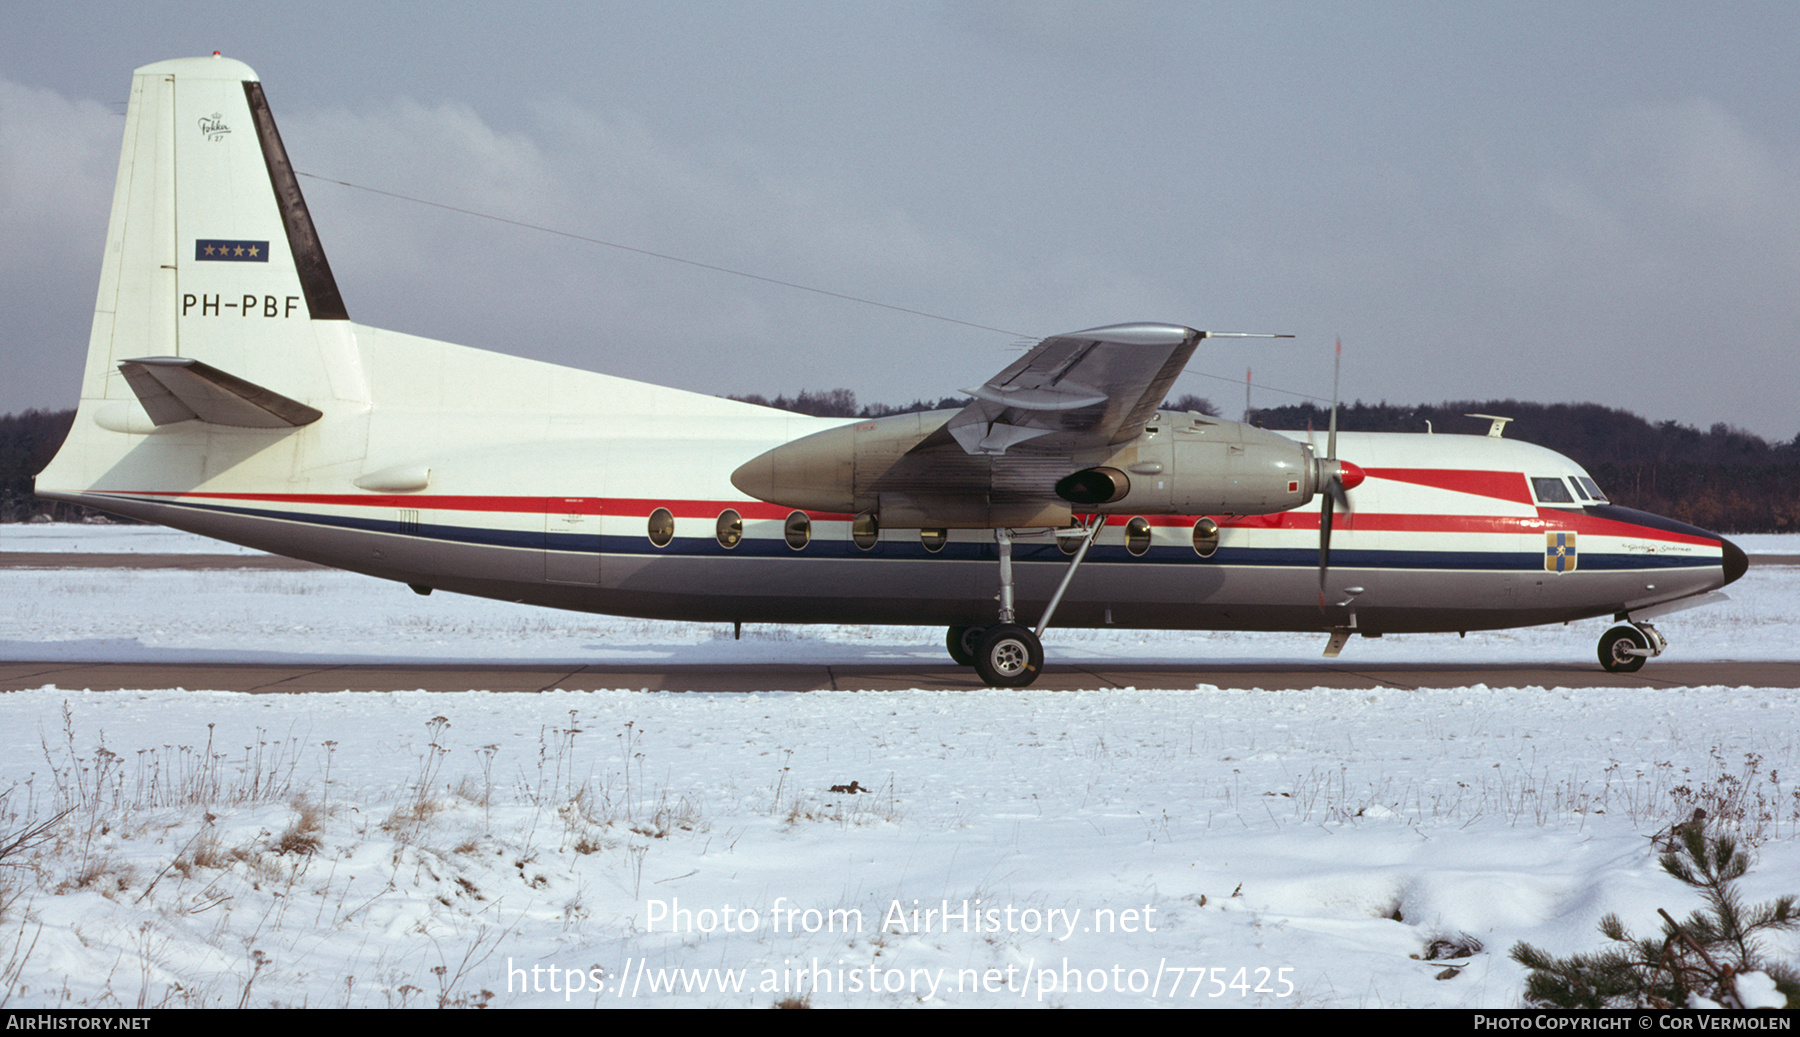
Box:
left=546, top=497, right=602, bottom=584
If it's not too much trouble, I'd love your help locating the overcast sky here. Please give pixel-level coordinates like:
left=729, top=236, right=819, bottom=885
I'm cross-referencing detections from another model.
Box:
left=4, top=1, right=1797, bottom=439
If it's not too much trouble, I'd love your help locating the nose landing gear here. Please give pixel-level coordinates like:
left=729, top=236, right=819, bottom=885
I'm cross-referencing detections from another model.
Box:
left=1598, top=620, right=1666, bottom=673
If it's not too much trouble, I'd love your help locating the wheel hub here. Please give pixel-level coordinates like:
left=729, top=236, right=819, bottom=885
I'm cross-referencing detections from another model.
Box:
left=991, top=641, right=1027, bottom=676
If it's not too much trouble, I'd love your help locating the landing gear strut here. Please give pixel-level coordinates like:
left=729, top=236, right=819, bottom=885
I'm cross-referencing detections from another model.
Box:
left=946, top=521, right=1101, bottom=688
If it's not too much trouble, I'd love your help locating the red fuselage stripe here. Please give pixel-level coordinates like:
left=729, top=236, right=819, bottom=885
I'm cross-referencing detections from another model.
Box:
left=1359, top=468, right=1534, bottom=504
left=102, top=490, right=1719, bottom=547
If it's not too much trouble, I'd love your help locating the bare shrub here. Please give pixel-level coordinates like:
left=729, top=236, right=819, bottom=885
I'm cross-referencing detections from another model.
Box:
left=58, top=855, right=135, bottom=897
left=274, top=798, right=325, bottom=857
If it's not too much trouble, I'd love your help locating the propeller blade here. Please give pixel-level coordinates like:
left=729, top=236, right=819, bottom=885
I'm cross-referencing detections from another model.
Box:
left=1325, top=469, right=1349, bottom=513
left=1327, top=337, right=1341, bottom=462
left=1315, top=339, right=1365, bottom=611
left=1318, top=491, right=1335, bottom=605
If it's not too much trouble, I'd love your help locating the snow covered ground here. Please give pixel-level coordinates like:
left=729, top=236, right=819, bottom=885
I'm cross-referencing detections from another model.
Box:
left=0, top=525, right=1796, bottom=1008
left=0, top=522, right=270, bottom=555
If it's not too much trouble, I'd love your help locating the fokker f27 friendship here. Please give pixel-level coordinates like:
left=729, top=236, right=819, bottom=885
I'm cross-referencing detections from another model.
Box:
left=37, top=56, right=1747, bottom=687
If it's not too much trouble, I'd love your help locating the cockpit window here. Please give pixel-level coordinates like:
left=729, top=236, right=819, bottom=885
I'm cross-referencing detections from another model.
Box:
left=1531, top=477, right=1575, bottom=504
left=1568, top=478, right=1590, bottom=500
left=1576, top=476, right=1609, bottom=503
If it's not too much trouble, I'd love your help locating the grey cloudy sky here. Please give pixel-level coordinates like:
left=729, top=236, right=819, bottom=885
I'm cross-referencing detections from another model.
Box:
left=4, top=1, right=1797, bottom=439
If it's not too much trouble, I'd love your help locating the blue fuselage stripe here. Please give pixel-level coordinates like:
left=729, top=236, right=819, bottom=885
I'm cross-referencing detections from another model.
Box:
left=104, top=495, right=1722, bottom=573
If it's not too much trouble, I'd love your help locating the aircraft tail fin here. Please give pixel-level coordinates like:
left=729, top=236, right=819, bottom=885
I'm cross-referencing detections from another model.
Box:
left=77, top=54, right=366, bottom=416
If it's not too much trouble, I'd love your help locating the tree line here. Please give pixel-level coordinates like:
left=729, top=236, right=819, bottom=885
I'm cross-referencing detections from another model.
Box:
left=1248, top=399, right=1800, bottom=534
left=0, top=409, right=86, bottom=523
left=5, top=396, right=1795, bottom=532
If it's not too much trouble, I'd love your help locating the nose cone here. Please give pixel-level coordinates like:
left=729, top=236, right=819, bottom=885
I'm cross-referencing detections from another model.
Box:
left=1720, top=536, right=1748, bottom=586
left=1338, top=460, right=1366, bottom=491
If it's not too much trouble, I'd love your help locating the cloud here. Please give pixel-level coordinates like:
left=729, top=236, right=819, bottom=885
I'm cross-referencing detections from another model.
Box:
left=0, top=77, right=119, bottom=274
left=0, top=77, right=122, bottom=411
left=1601, top=97, right=1799, bottom=236
left=274, top=92, right=1056, bottom=400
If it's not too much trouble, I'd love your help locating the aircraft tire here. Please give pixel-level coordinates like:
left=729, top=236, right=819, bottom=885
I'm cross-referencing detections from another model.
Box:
left=946, top=626, right=984, bottom=667
left=973, top=624, right=1043, bottom=688
left=1598, top=626, right=1648, bottom=673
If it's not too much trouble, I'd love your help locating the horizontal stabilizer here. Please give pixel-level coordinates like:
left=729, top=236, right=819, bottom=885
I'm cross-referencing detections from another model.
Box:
left=118, top=357, right=322, bottom=429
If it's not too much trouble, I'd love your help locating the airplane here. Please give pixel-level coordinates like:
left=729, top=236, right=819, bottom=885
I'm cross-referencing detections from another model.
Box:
left=35, top=56, right=1748, bottom=688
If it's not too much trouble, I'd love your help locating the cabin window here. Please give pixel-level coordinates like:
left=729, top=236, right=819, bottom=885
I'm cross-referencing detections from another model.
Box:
left=784, top=511, right=811, bottom=550
left=715, top=509, right=742, bottom=549
left=1531, top=477, right=1575, bottom=504
left=920, top=528, right=947, bottom=553
left=1191, top=517, right=1220, bottom=557
left=1057, top=532, right=1083, bottom=555
left=1125, top=516, right=1152, bottom=556
left=853, top=512, right=879, bottom=551
left=647, top=507, right=675, bottom=547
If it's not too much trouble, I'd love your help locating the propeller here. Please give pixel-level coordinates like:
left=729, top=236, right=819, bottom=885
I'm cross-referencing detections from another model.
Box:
left=1316, top=338, right=1365, bottom=608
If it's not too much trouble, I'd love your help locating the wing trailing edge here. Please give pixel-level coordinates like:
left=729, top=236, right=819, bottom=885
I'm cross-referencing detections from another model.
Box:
left=944, top=323, right=1203, bottom=456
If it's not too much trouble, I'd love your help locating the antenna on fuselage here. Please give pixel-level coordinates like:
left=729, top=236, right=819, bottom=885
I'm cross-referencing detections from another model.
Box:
left=1465, top=413, right=1514, bottom=438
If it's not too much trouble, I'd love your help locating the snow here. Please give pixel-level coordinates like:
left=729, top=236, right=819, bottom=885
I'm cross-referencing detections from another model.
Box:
left=0, top=521, right=269, bottom=555
left=1734, top=971, right=1788, bottom=1010
left=0, top=526, right=1796, bottom=1008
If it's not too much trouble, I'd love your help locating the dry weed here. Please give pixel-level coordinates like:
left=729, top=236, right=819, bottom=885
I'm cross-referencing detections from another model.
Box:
left=274, top=798, right=325, bottom=857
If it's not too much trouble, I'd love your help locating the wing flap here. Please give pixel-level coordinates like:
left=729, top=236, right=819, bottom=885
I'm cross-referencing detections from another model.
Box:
left=941, top=323, right=1202, bottom=456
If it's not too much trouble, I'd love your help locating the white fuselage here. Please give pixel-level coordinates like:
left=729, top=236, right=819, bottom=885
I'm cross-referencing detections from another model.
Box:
left=33, top=55, right=1743, bottom=656
left=40, top=332, right=1737, bottom=637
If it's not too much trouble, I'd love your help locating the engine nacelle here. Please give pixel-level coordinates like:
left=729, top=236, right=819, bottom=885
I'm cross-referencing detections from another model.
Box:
left=1070, top=415, right=1319, bottom=516
left=731, top=409, right=1044, bottom=526
left=731, top=409, right=1333, bottom=527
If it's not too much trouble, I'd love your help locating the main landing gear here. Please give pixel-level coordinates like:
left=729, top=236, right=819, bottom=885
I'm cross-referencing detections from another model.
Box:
left=1598, top=620, right=1666, bottom=673
left=946, top=625, right=981, bottom=667
left=947, top=623, right=1046, bottom=686
left=946, top=523, right=1101, bottom=688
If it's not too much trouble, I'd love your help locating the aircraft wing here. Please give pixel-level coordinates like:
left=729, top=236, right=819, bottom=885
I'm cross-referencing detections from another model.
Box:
left=942, top=323, right=1204, bottom=455
left=730, top=322, right=1274, bottom=526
